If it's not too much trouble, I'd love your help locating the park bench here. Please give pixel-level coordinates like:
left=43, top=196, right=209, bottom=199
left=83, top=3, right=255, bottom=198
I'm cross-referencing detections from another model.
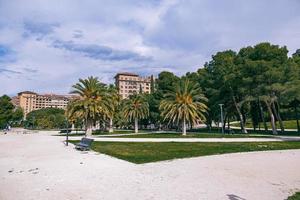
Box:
left=75, top=138, right=94, bottom=151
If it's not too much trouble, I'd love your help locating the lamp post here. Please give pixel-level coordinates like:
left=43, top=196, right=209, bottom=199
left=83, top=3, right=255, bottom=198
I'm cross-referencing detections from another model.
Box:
left=219, top=104, right=224, bottom=134
left=66, top=120, right=69, bottom=146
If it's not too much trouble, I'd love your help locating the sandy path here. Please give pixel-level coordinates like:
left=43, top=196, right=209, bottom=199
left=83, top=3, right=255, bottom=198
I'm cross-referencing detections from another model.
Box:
left=0, top=132, right=299, bottom=200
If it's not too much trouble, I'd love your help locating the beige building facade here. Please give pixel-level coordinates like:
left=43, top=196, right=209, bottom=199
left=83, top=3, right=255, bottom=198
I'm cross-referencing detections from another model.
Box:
left=115, top=72, right=153, bottom=99
left=17, top=91, right=75, bottom=117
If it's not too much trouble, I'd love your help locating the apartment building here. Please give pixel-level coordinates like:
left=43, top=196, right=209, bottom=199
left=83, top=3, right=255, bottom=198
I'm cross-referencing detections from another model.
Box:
left=17, top=91, right=76, bottom=117
left=115, top=72, right=153, bottom=99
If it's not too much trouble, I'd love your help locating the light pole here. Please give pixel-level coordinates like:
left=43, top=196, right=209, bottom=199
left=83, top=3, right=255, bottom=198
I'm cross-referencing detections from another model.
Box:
left=66, top=120, right=69, bottom=146
left=219, top=104, right=224, bottom=134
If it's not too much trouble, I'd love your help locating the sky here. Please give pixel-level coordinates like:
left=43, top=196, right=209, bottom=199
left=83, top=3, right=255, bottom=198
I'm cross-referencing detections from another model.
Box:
left=0, top=0, right=300, bottom=96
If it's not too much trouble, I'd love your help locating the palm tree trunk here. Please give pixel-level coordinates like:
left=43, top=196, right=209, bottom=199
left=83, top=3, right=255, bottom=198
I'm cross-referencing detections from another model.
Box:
left=207, top=118, right=212, bottom=132
left=95, top=121, right=100, bottom=130
left=265, top=101, right=277, bottom=134
left=109, top=118, right=113, bottom=133
left=182, top=118, right=187, bottom=136
left=82, top=119, right=85, bottom=130
left=134, top=118, right=138, bottom=133
left=272, top=102, right=284, bottom=133
left=86, top=120, right=93, bottom=137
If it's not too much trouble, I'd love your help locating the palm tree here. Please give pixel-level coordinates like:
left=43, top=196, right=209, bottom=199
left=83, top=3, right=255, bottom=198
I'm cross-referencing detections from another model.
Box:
left=122, top=94, right=149, bottom=133
left=106, top=85, right=121, bottom=133
left=67, top=76, right=109, bottom=136
left=159, top=79, right=208, bottom=135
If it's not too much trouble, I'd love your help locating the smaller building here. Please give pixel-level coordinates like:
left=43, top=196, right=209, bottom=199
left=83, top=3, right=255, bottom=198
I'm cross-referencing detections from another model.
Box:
left=17, top=91, right=76, bottom=117
left=115, top=72, right=153, bottom=99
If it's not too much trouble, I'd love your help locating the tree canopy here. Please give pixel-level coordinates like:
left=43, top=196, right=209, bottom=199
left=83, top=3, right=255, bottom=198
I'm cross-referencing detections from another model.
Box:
left=186, top=42, right=300, bottom=134
left=26, top=108, right=65, bottom=129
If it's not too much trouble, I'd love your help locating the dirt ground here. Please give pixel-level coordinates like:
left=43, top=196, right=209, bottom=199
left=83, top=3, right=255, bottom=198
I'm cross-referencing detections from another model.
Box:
left=0, top=131, right=299, bottom=200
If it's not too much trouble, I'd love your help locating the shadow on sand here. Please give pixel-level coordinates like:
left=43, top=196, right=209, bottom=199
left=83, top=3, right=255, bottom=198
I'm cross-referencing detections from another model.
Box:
left=227, top=194, right=247, bottom=200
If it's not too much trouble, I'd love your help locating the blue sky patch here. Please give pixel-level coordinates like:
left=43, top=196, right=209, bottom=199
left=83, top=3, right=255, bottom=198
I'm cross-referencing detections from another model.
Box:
left=0, top=45, right=10, bottom=57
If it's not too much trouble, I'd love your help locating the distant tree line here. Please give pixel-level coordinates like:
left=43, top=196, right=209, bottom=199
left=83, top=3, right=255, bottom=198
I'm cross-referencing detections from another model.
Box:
left=1, top=42, right=299, bottom=135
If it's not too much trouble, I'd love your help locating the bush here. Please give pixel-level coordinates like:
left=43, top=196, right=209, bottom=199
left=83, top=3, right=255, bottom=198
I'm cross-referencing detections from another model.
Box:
left=25, top=108, right=66, bottom=130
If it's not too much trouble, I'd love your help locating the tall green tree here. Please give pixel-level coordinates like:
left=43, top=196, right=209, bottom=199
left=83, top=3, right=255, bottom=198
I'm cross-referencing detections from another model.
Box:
left=281, top=50, right=300, bottom=132
left=238, top=43, right=290, bottom=134
left=122, top=94, right=149, bottom=133
left=192, top=67, right=217, bottom=129
left=205, top=50, right=249, bottom=133
left=156, top=71, right=179, bottom=97
left=160, top=79, right=207, bottom=135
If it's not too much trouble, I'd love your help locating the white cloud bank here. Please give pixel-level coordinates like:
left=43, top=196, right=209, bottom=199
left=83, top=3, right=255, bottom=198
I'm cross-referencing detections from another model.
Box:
left=0, top=0, right=299, bottom=95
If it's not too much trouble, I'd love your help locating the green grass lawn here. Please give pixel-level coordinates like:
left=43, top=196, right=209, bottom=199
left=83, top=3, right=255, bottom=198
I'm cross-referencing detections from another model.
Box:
left=70, top=141, right=300, bottom=164
left=232, top=120, right=299, bottom=129
left=111, top=132, right=274, bottom=138
left=287, top=192, right=300, bottom=200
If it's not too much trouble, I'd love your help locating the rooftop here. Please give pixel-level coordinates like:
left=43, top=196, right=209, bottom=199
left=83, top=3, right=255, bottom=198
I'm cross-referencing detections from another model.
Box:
left=18, top=91, right=37, bottom=95
left=115, top=72, right=139, bottom=77
left=18, top=91, right=78, bottom=99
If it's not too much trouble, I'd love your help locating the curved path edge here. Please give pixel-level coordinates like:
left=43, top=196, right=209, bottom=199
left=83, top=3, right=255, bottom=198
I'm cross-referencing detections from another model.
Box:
left=68, top=136, right=300, bottom=142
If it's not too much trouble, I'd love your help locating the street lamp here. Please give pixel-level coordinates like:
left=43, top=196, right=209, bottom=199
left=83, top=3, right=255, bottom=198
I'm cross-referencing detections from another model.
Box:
left=66, top=119, right=69, bottom=146
left=219, top=104, right=224, bottom=134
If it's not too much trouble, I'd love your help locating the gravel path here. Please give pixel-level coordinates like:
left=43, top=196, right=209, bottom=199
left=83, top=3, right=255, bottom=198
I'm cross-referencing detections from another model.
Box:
left=0, top=131, right=300, bottom=200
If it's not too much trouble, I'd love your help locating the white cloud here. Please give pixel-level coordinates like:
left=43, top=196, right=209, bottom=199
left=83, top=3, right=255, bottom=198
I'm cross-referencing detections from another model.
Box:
left=0, top=0, right=299, bottom=95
